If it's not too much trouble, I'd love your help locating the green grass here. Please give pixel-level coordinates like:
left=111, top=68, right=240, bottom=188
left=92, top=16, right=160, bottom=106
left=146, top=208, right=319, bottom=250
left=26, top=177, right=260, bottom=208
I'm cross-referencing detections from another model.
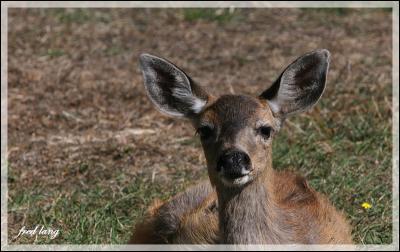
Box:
left=8, top=176, right=188, bottom=244
left=306, top=8, right=351, bottom=16
left=183, top=8, right=238, bottom=23
left=44, top=49, right=65, bottom=58
left=50, top=9, right=112, bottom=24
left=54, top=9, right=92, bottom=24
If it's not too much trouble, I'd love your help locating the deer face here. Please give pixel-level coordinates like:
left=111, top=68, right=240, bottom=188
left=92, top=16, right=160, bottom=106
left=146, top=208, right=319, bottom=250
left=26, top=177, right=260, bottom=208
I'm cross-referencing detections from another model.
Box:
left=193, top=95, right=277, bottom=187
left=139, top=50, right=330, bottom=188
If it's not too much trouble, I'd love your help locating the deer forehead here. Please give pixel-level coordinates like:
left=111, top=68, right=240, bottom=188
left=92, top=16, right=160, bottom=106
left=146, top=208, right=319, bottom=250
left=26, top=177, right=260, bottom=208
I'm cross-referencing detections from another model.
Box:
left=200, top=95, right=276, bottom=129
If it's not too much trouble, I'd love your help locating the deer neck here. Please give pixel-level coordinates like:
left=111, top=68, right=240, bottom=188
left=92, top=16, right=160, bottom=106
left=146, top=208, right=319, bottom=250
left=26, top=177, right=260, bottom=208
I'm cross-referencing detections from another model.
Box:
left=216, top=164, right=290, bottom=244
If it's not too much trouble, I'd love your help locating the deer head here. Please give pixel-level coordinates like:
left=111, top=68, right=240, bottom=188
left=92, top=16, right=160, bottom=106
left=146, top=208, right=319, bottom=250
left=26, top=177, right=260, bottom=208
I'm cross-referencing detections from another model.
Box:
left=139, top=50, right=330, bottom=190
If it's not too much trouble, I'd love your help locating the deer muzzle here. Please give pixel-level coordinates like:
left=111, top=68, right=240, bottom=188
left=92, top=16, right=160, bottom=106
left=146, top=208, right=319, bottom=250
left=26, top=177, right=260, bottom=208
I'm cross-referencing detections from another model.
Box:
left=216, top=148, right=252, bottom=180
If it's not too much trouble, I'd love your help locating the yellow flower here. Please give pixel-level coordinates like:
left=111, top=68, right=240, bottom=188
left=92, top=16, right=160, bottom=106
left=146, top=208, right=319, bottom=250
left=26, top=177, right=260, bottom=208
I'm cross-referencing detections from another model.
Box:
left=361, top=202, right=372, bottom=209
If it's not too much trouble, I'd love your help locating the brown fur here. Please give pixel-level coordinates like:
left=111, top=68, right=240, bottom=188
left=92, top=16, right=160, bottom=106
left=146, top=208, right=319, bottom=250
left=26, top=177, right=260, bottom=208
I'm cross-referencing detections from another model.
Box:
left=130, top=170, right=352, bottom=244
left=129, top=199, right=165, bottom=244
left=132, top=51, right=352, bottom=244
left=129, top=181, right=219, bottom=244
left=130, top=96, right=352, bottom=244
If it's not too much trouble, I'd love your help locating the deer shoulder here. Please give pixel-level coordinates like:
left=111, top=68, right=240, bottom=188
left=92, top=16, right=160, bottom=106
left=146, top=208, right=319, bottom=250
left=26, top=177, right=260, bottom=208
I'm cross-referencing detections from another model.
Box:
left=129, top=181, right=219, bottom=244
left=273, top=171, right=353, bottom=244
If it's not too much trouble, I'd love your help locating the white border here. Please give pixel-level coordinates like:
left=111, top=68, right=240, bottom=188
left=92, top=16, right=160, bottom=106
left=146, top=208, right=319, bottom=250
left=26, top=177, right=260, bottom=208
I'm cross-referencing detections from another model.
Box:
left=392, top=1, right=399, bottom=251
left=1, top=1, right=398, bottom=251
left=0, top=1, right=395, bottom=8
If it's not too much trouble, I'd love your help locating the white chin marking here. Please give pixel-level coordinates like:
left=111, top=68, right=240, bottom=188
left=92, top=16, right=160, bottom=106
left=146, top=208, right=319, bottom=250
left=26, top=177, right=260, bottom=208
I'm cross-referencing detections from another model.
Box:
left=221, top=175, right=251, bottom=187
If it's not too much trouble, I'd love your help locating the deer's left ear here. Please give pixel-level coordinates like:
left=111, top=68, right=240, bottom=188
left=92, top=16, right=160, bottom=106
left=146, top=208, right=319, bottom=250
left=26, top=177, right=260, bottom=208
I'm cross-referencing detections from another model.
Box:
left=259, top=49, right=330, bottom=118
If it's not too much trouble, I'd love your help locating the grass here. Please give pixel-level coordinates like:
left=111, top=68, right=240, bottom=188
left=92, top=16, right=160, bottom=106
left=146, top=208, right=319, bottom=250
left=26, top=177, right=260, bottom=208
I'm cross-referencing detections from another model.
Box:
left=44, top=49, right=65, bottom=58
left=8, top=94, right=392, bottom=244
left=7, top=8, right=393, bottom=245
left=183, top=8, right=238, bottom=23
left=8, top=176, right=190, bottom=244
left=307, top=8, right=351, bottom=16
left=54, top=9, right=92, bottom=24
left=50, top=8, right=113, bottom=24
left=273, top=102, right=392, bottom=244
left=104, top=46, right=125, bottom=56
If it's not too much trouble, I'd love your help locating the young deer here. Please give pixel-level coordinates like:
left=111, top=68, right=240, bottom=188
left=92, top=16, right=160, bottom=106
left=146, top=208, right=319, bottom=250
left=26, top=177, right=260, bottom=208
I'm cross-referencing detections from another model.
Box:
left=130, top=50, right=353, bottom=244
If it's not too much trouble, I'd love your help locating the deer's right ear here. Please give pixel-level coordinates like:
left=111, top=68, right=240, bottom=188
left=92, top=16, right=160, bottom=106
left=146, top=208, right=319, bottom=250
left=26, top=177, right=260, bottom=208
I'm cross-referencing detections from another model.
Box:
left=139, top=53, right=209, bottom=118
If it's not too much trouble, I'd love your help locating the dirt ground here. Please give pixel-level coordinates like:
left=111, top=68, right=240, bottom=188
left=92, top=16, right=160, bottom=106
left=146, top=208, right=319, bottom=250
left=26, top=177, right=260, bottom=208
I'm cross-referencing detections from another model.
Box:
left=7, top=8, right=393, bottom=244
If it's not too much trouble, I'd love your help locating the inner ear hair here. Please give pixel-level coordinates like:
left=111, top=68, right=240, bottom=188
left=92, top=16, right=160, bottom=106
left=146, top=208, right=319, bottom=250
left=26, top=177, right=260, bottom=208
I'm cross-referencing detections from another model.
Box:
left=139, top=53, right=210, bottom=118
left=260, top=49, right=330, bottom=118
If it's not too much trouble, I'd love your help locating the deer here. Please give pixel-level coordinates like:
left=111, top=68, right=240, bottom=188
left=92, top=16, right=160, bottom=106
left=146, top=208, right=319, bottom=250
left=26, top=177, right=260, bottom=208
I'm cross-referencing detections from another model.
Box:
left=129, top=49, right=353, bottom=244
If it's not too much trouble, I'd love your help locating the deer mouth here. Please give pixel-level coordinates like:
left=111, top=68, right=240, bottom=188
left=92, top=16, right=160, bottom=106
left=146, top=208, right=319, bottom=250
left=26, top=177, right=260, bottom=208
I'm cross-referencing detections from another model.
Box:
left=220, top=173, right=252, bottom=187
left=223, top=168, right=250, bottom=180
left=219, top=167, right=252, bottom=187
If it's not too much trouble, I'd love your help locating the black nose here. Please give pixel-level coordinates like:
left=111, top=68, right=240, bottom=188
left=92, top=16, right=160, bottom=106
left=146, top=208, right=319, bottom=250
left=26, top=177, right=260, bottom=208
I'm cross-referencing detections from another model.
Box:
left=217, top=149, right=251, bottom=179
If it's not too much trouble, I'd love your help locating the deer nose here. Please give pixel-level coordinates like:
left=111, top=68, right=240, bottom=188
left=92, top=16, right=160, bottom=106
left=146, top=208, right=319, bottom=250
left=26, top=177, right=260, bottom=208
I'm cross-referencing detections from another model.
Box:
left=217, top=149, right=251, bottom=179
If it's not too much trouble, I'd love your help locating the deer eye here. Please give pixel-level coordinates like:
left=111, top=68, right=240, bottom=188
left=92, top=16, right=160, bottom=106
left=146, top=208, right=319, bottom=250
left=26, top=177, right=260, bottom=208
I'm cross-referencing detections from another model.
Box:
left=257, top=126, right=272, bottom=140
left=196, top=125, right=214, bottom=141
